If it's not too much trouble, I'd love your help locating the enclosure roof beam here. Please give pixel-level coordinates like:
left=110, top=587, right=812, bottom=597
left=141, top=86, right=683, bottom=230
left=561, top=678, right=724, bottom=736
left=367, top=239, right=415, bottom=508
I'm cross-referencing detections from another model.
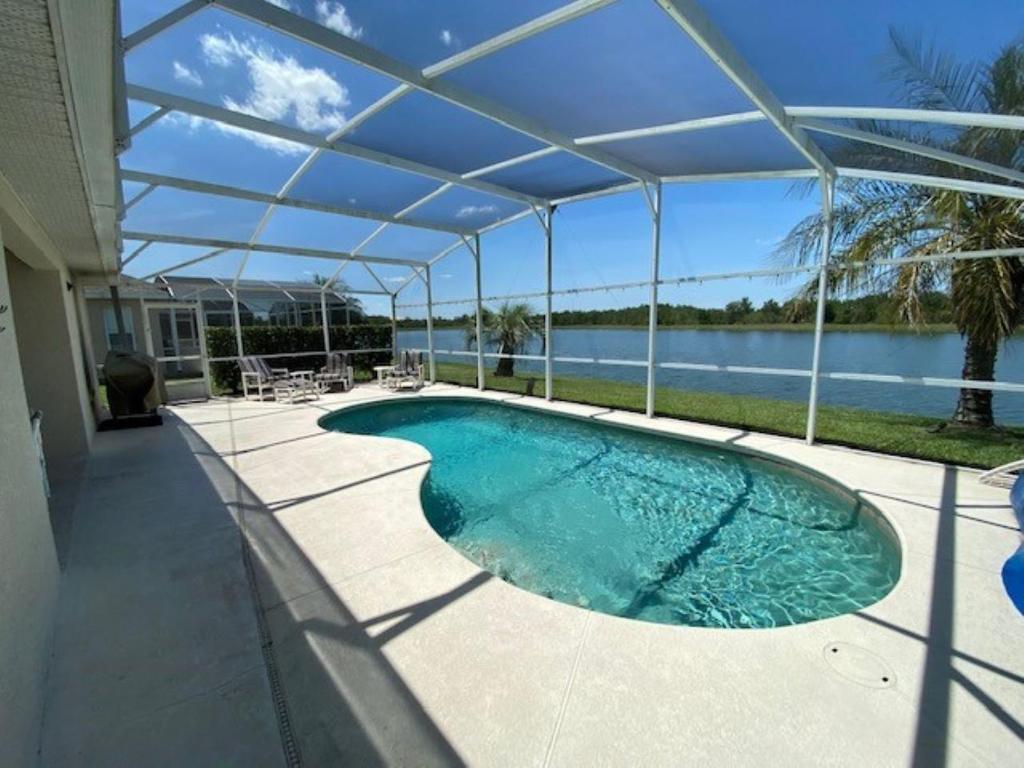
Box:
left=213, top=0, right=658, bottom=184
left=836, top=167, right=1024, bottom=200
left=663, top=169, right=819, bottom=184
left=120, top=169, right=475, bottom=235
left=422, top=0, right=618, bottom=78
left=121, top=231, right=428, bottom=267
left=575, top=111, right=765, bottom=145
left=138, top=248, right=229, bottom=282
left=654, top=0, right=834, bottom=178
left=127, top=85, right=548, bottom=207
left=799, top=119, right=1024, bottom=186
left=786, top=106, right=1024, bottom=132
left=123, top=0, right=209, bottom=51
left=129, top=106, right=171, bottom=137
left=573, top=108, right=1024, bottom=148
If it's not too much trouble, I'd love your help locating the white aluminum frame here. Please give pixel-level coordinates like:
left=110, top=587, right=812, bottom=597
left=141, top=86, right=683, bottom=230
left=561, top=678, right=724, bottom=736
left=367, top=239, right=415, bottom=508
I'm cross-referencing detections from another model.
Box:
left=805, top=172, right=834, bottom=443
left=114, top=0, right=1024, bottom=444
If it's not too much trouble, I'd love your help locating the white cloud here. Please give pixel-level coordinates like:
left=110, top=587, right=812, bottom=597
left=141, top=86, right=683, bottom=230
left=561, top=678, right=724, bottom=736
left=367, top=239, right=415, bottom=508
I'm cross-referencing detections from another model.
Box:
left=194, top=32, right=350, bottom=154
left=383, top=276, right=406, bottom=283
left=440, top=29, right=455, bottom=47
left=172, top=61, right=203, bottom=87
left=456, top=204, right=498, bottom=219
left=315, top=2, right=363, bottom=39
left=168, top=111, right=308, bottom=156
left=265, top=0, right=293, bottom=9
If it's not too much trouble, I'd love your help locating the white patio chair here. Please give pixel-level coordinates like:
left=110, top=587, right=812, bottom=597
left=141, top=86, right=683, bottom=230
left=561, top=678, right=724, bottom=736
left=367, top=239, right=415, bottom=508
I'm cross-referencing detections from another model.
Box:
left=978, top=458, right=1024, bottom=488
left=385, top=350, right=425, bottom=391
left=316, top=352, right=354, bottom=393
left=239, top=356, right=290, bottom=401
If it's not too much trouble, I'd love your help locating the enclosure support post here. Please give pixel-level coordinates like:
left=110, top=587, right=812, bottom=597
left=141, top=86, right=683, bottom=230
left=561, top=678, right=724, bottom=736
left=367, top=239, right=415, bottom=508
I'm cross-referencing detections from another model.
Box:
left=645, top=182, right=662, bottom=418
left=806, top=173, right=835, bottom=444
left=425, top=265, right=436, bottom=384
left=109, top=284, right=129, bottom=350
left=545, top=205, right=554, bottom=401
left=168, top=306, right=182, bottom=373
left=231, top=290, right=244, bottom=358
left=473, top=234, right=485, bottom=391
left=389, top=294, right=398, bottom=364
left=195, top=293, right=212, bottom=398
left=320, top=288, right=330, bottom=353
left=232, top=249, right=252, bottom=358
left=140, top=299, right=155, bottom=357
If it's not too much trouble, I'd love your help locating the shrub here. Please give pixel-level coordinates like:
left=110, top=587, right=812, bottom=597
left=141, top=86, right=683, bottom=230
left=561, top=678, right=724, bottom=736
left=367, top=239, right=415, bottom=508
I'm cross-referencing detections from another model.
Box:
left=206, top=325, right=392, bottom=392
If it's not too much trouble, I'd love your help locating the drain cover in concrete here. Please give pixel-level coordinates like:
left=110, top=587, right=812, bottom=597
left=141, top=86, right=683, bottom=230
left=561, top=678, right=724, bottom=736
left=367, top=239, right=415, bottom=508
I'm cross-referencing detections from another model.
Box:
left=823, top=642, right=896, bottom=689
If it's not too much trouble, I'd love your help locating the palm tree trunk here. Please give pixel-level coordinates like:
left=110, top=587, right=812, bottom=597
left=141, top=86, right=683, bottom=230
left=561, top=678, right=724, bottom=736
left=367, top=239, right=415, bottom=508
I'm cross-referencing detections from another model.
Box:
left=495, top=341, right=514, bottom=377
left=952, top=332, right=997, bottom=427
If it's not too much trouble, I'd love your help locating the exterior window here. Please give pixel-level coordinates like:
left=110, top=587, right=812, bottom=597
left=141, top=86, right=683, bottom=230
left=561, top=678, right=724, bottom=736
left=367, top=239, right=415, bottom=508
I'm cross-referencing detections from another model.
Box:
left=103, top=307, right=135, bottom=350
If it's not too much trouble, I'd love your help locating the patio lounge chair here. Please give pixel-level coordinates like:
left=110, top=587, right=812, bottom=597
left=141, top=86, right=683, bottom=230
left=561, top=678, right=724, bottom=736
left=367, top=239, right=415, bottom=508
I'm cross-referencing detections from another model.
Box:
left=239, top=355, right=290, bottom=400
left=316, top=351, right=354, bottom=392
left=978, top=458, right=1024, bottom=488
left=385, top=350, right=424, bottom=391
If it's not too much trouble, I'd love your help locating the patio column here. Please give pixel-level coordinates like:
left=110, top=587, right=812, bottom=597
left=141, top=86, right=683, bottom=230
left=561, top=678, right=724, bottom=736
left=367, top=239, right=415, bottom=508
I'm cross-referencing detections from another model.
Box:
left=389, top=293, right=398, bottom=363
left=645, top=182, right=662, bottom=418
left=231, top=289, right=244, bottom=358
left=425, top=265, right=436, bottom=384
left=195, top=292, right=212, bottom=398
left=805, top=173, right=835, bottom=444
left=320, top=288, right=330, bottom=353
left=545, top=205, right=554, bottom=401
left=109, top=284, right=129, bottom=350
left=168, top=306, right=182, bottom=373
left=472, top=234, right=485, bottom=391
left=232, top=252, right=250, bottom=358
left=140, top=299, right=155, bottom=357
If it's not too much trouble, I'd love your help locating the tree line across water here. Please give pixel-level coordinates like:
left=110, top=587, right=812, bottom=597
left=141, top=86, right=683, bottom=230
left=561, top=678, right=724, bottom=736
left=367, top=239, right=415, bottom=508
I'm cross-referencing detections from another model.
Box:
left=390, top=291, right=956, bottom=329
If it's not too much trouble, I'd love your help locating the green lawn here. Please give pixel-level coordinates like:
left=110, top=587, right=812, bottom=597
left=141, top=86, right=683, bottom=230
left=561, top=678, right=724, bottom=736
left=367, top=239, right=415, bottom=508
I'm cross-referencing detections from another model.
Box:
left=432, top=362, right=1024, bottom=469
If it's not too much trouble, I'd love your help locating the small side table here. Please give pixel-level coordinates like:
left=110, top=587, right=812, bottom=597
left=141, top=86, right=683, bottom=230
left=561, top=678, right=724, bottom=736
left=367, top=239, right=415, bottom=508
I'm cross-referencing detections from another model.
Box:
left=273, top=370, right=319, bottom=403
left=373, top=365, right=396, bottom=387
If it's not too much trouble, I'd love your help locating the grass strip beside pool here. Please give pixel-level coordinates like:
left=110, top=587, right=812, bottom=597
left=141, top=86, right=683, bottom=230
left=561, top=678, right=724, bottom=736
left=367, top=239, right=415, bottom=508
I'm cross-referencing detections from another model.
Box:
left=432, top=362, right=1024, bottom=469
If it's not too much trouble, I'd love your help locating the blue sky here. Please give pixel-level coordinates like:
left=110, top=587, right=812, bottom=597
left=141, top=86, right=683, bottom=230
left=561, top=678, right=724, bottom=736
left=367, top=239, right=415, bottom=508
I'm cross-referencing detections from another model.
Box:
left=118, top=0, right=1021, bottom=318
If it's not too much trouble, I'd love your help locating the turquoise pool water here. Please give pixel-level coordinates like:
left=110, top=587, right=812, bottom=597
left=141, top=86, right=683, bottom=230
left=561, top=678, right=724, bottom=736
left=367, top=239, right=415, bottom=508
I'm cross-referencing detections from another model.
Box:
left=321, top=398, right=901, bottom=628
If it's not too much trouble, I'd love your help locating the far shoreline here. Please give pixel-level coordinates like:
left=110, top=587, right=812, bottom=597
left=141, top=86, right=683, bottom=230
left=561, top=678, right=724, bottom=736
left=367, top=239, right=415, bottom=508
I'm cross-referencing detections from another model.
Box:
left=414, top=322, right=964, bottom=334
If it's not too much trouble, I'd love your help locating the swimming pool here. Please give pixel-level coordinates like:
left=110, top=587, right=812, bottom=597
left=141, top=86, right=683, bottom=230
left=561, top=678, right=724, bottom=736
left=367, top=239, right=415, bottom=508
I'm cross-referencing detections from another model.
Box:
left=321, top=398, right=901, bottom=629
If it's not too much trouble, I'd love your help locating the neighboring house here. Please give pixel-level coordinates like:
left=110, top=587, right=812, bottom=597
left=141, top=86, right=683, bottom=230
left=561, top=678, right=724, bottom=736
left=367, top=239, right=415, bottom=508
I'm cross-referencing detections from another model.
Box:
left=83, top=275, right=363, bottom=382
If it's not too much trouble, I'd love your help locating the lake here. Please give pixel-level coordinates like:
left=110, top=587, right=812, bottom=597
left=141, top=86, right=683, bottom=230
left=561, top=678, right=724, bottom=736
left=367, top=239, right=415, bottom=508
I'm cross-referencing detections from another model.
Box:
left=398, top=327, right=1024, bottom=425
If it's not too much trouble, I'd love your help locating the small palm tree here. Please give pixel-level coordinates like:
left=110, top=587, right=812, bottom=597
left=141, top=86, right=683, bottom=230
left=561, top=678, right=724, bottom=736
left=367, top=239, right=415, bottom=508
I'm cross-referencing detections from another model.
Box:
left=464, top=302, right=539, bottom=376
left=776, top=33, right=1024, bottom=428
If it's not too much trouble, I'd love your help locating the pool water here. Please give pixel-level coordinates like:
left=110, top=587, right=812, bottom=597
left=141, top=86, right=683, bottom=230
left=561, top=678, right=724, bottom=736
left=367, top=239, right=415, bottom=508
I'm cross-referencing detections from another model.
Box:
left=321, top=398, right=901, bottom=629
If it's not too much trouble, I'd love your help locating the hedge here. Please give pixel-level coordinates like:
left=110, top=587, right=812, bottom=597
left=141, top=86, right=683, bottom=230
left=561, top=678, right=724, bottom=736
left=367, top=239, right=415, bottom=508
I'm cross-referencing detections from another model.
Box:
left=206, top=324, right=392, bottom=392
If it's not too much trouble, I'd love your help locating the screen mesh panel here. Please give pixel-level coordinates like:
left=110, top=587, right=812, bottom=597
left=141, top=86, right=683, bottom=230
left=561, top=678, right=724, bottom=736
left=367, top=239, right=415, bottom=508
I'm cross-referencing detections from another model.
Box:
left=288, top=151, right=444, bottom=215
left=445, top=0, right=754, bottom=137
left=479, top=151, right=630, bottom=200
left=344, top=90, right=547, bottom=175
left=700, top=0, right=1021, bottom=107
left=595, top=121, right=812, bottom=177
left=411, top=186, right=527, bottom=231
left=125, top=6, right=400, bottom=136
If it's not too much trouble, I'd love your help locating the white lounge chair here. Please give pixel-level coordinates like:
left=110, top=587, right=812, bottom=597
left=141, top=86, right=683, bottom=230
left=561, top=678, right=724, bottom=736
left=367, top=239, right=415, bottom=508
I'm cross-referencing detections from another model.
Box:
left=385, top=350, right=424, bottom=391
left=978, top=458, right=1024, bottom=488
left=239, top=356, right=290, bottom=400
left=316, top=351, right=354, bottom=393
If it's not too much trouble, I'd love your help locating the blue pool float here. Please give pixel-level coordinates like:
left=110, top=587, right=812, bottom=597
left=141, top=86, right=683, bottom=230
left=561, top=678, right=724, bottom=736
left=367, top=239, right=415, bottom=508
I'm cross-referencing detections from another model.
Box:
left=1003, top=476, right=1024, bottom=615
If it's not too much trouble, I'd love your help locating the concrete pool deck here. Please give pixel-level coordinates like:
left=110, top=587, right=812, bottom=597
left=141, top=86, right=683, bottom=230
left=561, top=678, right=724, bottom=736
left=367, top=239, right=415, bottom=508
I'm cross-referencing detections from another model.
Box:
left=43, top=383, right=1022, bottom=766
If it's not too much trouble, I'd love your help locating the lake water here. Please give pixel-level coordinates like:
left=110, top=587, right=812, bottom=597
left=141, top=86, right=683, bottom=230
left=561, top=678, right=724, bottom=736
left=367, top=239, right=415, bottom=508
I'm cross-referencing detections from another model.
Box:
left=398, top=327, right=1024, bottom=425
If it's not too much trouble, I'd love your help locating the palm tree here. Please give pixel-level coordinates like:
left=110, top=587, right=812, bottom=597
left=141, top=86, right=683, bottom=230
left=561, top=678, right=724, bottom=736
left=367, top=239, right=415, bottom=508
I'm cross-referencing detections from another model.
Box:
left=310, top=273, right=362, bottom=324
left=776, top=33, right=1024, bottom=428
left=464, top=302, right=539, bottom=376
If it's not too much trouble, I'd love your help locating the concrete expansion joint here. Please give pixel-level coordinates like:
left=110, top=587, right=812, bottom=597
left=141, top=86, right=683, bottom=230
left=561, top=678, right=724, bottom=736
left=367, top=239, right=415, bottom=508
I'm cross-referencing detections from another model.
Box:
left=543, top=611, right=593, bottom=768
